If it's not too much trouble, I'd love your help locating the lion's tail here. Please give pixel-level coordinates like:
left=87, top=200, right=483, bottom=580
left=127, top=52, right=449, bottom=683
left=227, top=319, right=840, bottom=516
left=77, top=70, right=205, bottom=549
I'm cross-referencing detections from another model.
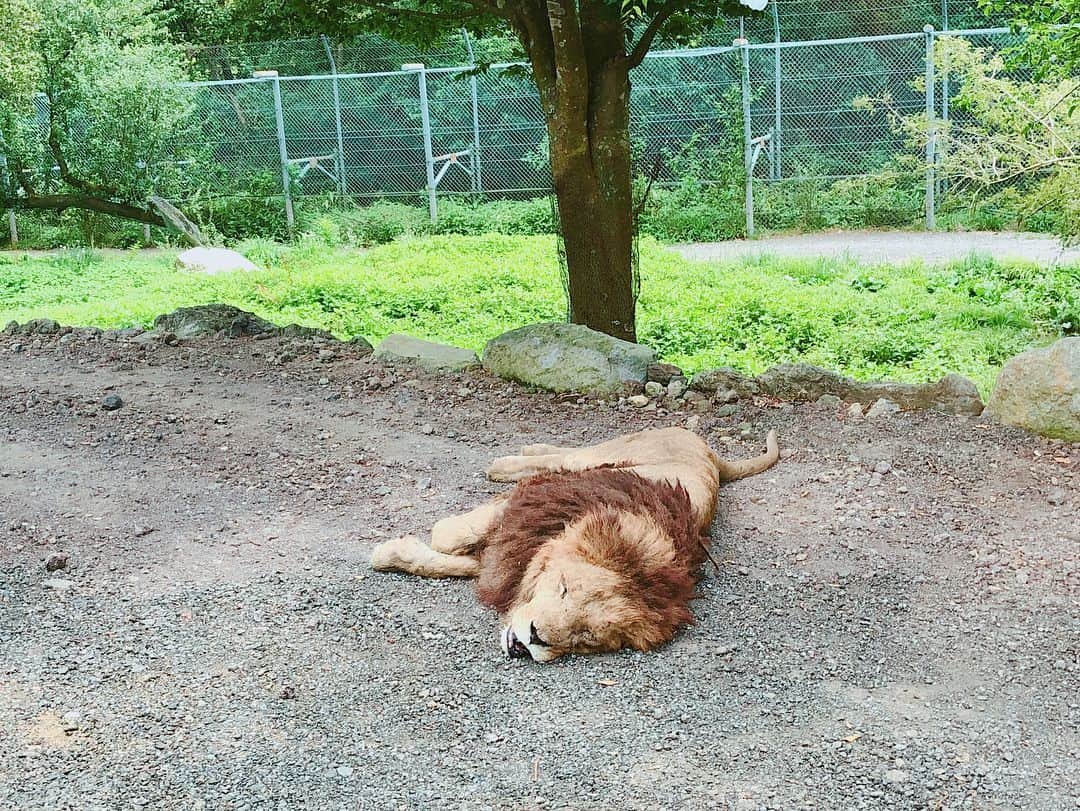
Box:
left=713, top=429, right=779, bottom=482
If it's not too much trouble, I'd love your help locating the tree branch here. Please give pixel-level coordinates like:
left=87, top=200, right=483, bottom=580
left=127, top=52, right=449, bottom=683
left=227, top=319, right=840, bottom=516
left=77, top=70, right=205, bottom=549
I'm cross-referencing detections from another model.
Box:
left=44, top=90, right=117, bottom=198
left=347, top=0, right=488, bottom=22
left=11, top=194, right=166, bottom=225
left=627, top=0, right=688, bottom=68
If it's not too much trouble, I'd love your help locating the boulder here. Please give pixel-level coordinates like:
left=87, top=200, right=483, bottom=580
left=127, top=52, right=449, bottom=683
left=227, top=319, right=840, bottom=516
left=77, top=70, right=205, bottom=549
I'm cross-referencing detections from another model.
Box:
left=176, top=247, right=258, bottom=275
left=756, top=363, right=983, bottom=416
left=482, top=323, right=655, bottom=394
left=986, top=338, right=1080, bottom=441
left=152, top=304, right=278, bottom=339
left=374, top=334, right=478, bottom=372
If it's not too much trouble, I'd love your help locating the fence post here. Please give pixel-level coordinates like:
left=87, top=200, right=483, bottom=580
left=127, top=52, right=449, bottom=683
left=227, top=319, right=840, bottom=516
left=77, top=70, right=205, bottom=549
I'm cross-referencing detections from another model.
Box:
left=461, top=29, right=483, bottom=194
left=923, top=25, right=936, bottom=230
left=737, top=38, right=754, bottom=237
left=322, top=35, right=348, bottom=197
left=405, top=62, right=438, bottom=221
left=256, top=70, right=295, bottom=235
left=7, top=210, right=17, bottom=248
left=771, top=3, right=782, bottom=180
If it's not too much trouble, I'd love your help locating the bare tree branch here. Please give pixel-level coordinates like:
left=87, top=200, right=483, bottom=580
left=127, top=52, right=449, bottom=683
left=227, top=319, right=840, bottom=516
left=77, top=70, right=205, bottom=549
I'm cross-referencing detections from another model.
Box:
left=627, top=0, right=688, bottom=68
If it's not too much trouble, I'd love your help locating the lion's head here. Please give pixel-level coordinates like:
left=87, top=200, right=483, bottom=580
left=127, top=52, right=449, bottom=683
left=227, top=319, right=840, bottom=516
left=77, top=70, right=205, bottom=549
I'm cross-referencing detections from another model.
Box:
left=496, top=509, right=698, bottom=662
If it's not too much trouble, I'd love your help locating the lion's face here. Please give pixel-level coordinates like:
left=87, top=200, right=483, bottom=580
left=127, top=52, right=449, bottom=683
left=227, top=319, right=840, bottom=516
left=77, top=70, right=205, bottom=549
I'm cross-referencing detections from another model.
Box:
left=499, top=530, right=664, bottom=663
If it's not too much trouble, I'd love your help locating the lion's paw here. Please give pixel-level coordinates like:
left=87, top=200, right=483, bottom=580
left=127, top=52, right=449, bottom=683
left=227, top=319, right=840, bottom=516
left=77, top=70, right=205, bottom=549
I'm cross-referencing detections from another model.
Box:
left=486, top=456, right=527, bottom=482
left=371, top=535, right=428, bottom=572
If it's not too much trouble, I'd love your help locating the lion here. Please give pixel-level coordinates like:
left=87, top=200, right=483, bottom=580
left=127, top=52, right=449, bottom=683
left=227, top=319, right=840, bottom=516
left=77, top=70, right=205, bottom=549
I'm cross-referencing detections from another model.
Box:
left=371, top=426, right=779, bottom=662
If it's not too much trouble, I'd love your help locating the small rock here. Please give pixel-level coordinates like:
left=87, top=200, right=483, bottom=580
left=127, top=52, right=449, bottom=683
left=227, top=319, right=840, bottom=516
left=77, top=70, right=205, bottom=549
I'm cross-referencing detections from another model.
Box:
left=716, top=404, right=739, bottom=418
left=847, top=403, right=865, bottom=419
left=43, top=578, right=74, bottom=591
left=667, top=378, right=688, bottom=399
left=883, top=769, right=910, bottom=786
left=336, top=766, right=353, bottom=778
left=816, top=394, right=841, bottom=410
left=686, top=415, right=701, bottom=432
left=101, top=394, right=123, bottom=411
left=1047, top=488, right=1067, bottom=506
left=45, top=553, right=69, bottom=572
left=61, top=710, right=82, bottom=733
left=873, top=460, right=892, bottom=475
left=280, top=685, right=297, bottom=700
left=627, top=395, right=649, bottom=408
left=420, top=424, right=435, bottom=435
left=867, top=398, right=901, bottom=419
left=318, top=377, right=330, bottom=386
left=647, top=362, right=684, bottom=385
left=644, top=381, right=665, bottom=398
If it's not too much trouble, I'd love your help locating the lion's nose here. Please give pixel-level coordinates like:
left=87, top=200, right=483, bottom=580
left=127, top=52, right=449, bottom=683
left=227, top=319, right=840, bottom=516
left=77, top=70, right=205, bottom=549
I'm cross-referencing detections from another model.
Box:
left=506, top=629, right=532, bottom=659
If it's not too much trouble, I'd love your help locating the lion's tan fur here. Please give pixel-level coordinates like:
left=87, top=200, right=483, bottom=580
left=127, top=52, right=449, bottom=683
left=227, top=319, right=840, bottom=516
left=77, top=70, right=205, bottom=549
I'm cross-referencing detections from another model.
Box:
left=371, top=427, right=779, bottom=661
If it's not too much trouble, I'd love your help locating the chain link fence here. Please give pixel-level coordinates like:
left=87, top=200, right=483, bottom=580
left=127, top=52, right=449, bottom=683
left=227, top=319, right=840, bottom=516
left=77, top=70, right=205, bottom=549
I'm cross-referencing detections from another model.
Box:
left=179, top=21, right=1024, bottom=234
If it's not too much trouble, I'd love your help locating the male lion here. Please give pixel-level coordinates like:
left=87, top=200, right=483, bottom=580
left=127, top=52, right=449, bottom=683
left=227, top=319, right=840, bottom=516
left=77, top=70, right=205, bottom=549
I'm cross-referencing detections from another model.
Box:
left=371, top=427, right=779, bottom=662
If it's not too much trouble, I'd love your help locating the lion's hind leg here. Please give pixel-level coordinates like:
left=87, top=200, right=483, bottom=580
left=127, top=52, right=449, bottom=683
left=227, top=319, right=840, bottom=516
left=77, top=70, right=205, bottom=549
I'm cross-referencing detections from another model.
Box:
left=371, top=536, right=479, bottom=578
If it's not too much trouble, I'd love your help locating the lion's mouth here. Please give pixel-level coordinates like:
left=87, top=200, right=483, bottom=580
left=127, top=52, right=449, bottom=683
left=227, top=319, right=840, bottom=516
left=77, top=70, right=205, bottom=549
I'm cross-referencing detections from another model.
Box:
left=503, top=626, right=532, bottom=659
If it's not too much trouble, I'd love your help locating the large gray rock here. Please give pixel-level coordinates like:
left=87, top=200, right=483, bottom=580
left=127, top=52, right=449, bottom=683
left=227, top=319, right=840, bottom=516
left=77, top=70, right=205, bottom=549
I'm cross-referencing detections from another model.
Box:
left=177, top=247, right=258, bottom=275
left=482, top=323, right=656, bottom=394
left=986, top=338, right=1080, bottom=441
left=374, top=334, right=478, bottom=372
left=755, top=363, right=984, bottom=415
left=151, top=304, right=333, bottom=341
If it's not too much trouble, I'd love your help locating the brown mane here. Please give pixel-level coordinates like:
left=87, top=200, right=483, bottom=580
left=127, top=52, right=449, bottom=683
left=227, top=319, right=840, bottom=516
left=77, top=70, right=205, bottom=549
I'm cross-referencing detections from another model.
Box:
left=474, top=468, right=709, bottom=617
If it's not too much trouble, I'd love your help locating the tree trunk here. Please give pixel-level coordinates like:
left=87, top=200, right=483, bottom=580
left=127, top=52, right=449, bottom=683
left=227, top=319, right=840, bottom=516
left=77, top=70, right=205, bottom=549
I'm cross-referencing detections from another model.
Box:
left=548, top=62, right=636, bottom=343
left=519, top=2, right=638, bottom=342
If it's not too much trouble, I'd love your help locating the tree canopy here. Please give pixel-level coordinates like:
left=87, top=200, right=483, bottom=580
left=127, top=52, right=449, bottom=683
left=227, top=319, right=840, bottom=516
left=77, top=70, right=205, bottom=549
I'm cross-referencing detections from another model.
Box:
left=0, top=0, right=197, bottom=225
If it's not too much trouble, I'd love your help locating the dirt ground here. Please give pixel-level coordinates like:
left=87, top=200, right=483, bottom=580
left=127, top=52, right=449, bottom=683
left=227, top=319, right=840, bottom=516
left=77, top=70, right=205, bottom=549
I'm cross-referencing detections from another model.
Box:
left=0, top=329, right=1077, bottom=810
left=675, top=230, right=1080, bottom=267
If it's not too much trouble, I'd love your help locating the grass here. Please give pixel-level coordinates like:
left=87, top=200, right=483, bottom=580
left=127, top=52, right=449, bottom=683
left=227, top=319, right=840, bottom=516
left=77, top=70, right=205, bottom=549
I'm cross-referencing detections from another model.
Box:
left=1, top=235, right=1076, bottom=395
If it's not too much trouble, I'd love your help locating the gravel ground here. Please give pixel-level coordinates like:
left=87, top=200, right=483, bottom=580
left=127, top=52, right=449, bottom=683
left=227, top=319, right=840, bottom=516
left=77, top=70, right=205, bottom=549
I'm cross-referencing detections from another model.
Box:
left=0, top=329, right=1077, bottom=810
left=674, top=230, right=1080, bottom=267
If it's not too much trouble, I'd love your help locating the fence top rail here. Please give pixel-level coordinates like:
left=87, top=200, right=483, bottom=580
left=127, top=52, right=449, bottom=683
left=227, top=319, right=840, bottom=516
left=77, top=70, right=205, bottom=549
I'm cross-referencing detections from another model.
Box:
left=179, top=26, right=1016, bottom=87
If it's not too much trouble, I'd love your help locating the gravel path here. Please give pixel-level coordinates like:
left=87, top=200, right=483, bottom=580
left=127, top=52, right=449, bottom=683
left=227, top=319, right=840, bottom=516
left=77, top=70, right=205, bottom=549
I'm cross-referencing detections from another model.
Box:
left=1, top=330, right=1077, bottom=810
left=674, top=230, right=1080, bottom=266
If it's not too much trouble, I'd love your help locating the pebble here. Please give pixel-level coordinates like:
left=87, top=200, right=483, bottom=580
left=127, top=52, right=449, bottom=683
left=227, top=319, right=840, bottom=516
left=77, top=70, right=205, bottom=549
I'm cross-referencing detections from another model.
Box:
left=101, top=394, right=124, bottom=411
left=1046, top=488, right=1066, bottom=506
left=847, top=403, right=864, bottom=419
left=420, top=424, right=435, bottom=435
left=627, top=395, right=649, bottom=408
left=816, top=394, right=841, bottom=410
left=45, top=553, right=69, bottom=572
left=336, top=766, right=353, bottom=778
left=873, top=460, right=892, bottom=475
left=61, top=710, right=82, bottom=732
left=43, top=578, right=74, bottom=591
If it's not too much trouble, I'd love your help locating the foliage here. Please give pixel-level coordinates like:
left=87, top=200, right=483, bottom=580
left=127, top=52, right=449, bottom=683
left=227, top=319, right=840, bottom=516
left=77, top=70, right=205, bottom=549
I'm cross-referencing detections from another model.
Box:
left=859, top=37, right=1080, bottom=243
left=0, top=0, right=199, bottom=218
left=3, top=234, right=1076, bottom=394
left=981, top=0, right=1080, bottom=79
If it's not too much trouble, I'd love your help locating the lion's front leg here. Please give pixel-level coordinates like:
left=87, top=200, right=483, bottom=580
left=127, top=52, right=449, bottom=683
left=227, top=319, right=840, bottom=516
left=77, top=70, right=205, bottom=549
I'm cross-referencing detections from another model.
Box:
left=371, top=536, right=479, bottom=578
left=431, top=499, right=507, bottom=555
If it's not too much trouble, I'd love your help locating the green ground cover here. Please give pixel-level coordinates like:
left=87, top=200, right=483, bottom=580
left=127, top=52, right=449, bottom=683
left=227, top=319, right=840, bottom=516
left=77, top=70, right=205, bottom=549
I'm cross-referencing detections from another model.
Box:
left=2, top=234, right=1076, bottom=394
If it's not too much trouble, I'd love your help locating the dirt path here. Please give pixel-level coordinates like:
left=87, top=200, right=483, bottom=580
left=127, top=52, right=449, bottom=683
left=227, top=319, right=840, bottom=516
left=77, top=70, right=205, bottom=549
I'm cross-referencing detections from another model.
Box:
left=1, top=330, right=1077, bottom=809
left=674, top=230, right=1080, bottom=266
